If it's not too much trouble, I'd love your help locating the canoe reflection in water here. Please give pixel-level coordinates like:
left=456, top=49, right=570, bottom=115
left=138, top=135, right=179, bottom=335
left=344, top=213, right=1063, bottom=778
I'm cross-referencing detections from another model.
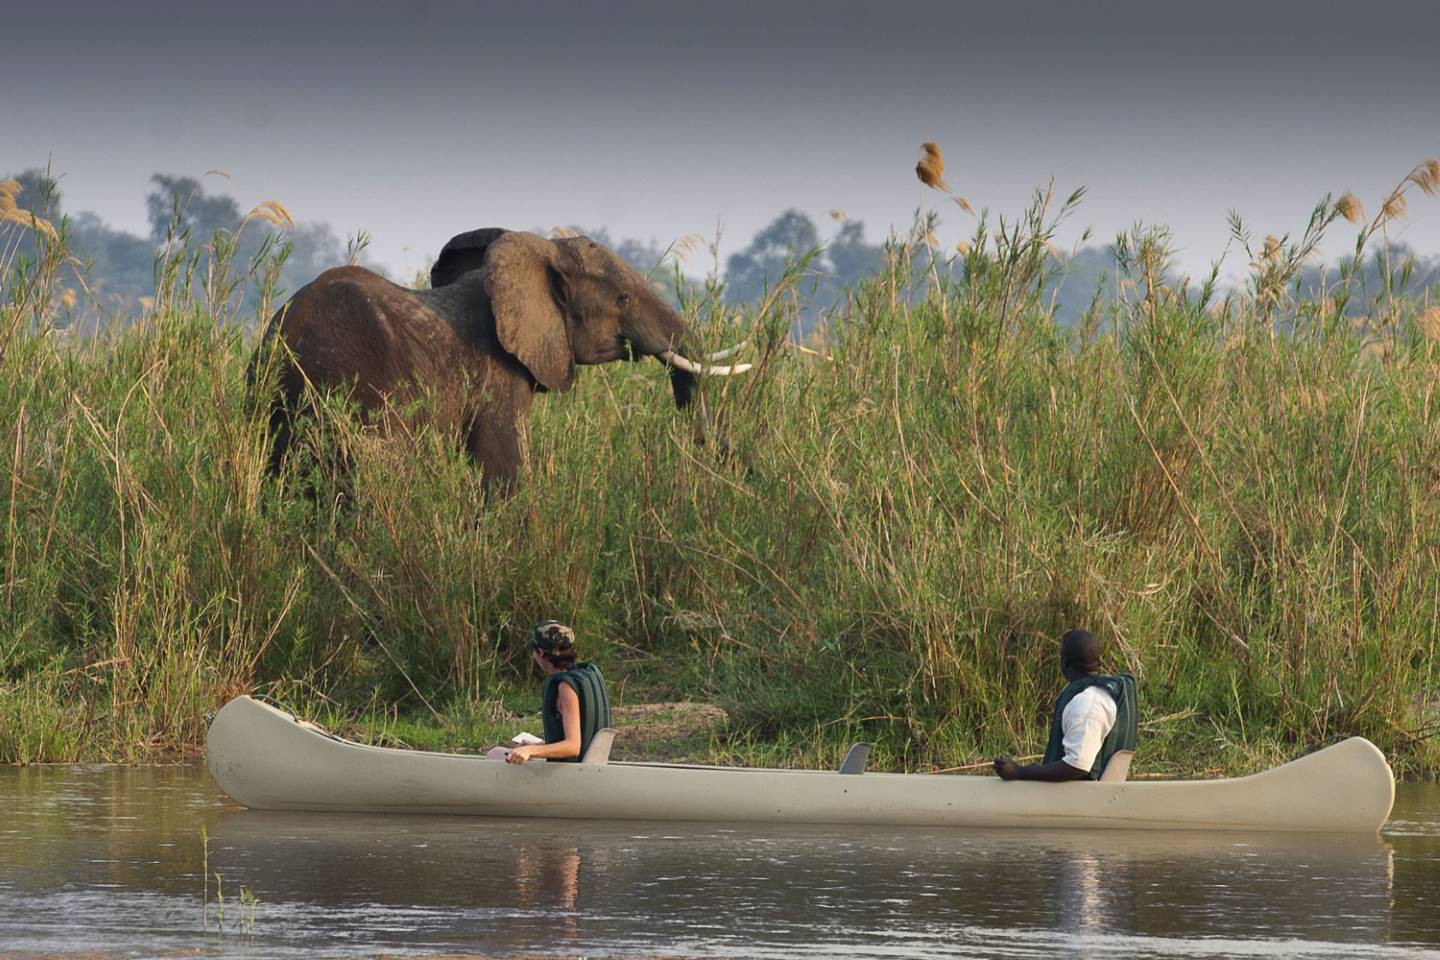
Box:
left=511, top=841, right=581, bottom=934
left=207, top=809, right=1404, bottom=954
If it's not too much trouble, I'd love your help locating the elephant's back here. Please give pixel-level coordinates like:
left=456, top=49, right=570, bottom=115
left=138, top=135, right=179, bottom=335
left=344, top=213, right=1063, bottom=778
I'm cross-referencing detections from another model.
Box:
left=412, top=274, right=501, bottom=352
left=279, top=266, right=410, bottom=336
left=269, top=266, right=464, bottom=404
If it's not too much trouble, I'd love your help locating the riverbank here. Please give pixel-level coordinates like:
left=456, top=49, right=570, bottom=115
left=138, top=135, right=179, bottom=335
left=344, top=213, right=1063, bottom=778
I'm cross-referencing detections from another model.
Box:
left=3, top=187, right=1439, bottom=777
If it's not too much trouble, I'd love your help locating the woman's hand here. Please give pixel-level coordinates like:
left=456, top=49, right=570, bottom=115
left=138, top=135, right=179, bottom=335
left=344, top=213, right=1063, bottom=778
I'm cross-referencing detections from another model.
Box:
left=502, top=685, right=582, bottom=764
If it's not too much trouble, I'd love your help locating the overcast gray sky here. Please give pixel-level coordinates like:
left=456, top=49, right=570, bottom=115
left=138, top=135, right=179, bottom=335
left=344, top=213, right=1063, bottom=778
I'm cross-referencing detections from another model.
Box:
left=5, top=0, right=1439, bottom=277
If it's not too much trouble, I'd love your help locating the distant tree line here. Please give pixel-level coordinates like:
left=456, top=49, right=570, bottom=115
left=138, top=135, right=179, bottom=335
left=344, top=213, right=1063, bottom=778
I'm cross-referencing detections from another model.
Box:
left=4, top=170, right=353, bottom=331
left=6, top=168, right=1437, bottom=335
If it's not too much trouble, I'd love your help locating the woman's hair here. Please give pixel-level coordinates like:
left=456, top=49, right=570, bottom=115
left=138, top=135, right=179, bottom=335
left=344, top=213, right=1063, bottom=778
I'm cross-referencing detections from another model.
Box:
left=531, top=620, right=578, bottom=669
left=544, top=645, right=578, bottom=670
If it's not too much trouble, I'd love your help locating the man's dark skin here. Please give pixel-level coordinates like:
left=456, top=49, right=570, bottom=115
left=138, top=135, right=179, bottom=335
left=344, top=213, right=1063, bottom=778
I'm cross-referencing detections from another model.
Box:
left=993, top=630, right=1103, bottom=782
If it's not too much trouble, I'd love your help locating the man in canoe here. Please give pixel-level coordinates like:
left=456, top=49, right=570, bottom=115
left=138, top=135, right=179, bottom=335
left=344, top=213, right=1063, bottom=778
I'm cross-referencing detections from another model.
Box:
left=993, top=629, right=1137, bottom=782
left=503, top=621, right=612, bottom=765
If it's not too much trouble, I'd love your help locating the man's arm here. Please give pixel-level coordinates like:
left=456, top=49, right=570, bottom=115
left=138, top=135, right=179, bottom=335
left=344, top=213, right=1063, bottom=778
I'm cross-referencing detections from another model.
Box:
left=993, top=756, right=1090, bottom=781
left=994, top=685, right=1116, bottom=781
left=507, top=684, right=582, bottom=763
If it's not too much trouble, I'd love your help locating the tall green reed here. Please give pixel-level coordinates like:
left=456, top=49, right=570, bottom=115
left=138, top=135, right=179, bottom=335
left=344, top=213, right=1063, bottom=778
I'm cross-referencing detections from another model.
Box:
left=1, top=165, right=1437, bottom=774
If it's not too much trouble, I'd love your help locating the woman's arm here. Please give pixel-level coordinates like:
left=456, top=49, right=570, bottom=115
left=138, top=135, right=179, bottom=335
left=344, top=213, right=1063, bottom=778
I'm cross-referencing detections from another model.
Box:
left=507, top=684, right=582, bottom=763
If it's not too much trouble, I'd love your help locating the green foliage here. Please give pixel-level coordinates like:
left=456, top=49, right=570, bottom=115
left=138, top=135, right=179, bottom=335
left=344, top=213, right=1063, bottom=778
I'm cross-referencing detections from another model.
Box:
left=2, top=187, right=1439, bottom=776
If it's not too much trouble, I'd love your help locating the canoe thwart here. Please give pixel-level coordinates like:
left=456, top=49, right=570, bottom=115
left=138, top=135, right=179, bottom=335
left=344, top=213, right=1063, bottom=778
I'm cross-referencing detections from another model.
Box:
left=1100, top=749, right=1134, bottom=783
left=581, top=728, right=617, bottom=765
left=839, top=742, right=872, bottom=775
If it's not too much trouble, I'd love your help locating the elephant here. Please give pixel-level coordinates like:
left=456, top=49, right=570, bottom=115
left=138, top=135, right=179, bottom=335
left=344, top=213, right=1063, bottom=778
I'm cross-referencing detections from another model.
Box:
left=250, top=228, right=748, bottom=492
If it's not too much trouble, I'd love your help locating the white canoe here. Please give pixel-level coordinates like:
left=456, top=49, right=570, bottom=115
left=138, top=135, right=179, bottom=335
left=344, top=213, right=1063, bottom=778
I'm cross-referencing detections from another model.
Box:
left=206, top=695, right=1395, bottom=833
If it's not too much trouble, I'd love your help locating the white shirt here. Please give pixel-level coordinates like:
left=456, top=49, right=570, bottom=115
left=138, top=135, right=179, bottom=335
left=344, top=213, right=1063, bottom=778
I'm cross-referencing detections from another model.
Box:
left=1061, top=685, right=1118, bottom=772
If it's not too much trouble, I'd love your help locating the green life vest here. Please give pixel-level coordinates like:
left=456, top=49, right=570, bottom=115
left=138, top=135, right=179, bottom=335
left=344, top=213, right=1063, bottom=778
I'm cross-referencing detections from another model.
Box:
left=540, top=663, right=612, bottom=762
left=1042, top=673, right=1138, bottom=780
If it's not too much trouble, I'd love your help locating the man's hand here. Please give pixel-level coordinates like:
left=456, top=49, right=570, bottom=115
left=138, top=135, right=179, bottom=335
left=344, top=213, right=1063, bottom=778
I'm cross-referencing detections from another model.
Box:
left=993, top=756, right=1091, bottom=781
left=506, top=745, right=537, bottom=764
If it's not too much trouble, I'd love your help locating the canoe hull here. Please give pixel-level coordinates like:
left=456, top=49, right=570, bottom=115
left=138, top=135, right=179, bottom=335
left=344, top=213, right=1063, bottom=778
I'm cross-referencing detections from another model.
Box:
left=206, top=696, right=1394, bottom=833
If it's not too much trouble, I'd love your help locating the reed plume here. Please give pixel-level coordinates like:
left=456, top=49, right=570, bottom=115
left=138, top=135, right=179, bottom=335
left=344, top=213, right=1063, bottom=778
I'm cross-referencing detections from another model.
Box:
left=1336, top=192, right=1364, bottom=224
left=0, top=177, right=58, bottom=238
left=1, top=205, right=59, bottom=241
left=1418, top=306, right=1440, bottom=342
left=243, top=199, right=296, bottom=230
left=1381, top=192, right=1408, bottom=220
left=1408, top=159, right=1440, bottom=198
left=915, top=141, right=950, bottom=192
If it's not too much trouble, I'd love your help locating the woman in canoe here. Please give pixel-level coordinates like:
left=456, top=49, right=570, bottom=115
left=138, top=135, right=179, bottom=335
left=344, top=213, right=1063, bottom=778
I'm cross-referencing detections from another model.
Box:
left=503, top=621, right=612, bottom=764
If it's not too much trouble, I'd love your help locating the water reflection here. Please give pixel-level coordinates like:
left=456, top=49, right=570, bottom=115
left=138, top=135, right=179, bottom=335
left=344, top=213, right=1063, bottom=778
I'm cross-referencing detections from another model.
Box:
left=205, top=808, right=1408, bottom=955
left=1, top=766, right=1437, bottom=959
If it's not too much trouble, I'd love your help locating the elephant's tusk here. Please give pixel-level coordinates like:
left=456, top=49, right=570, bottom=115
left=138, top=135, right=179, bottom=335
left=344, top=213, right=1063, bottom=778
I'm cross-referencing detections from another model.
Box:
left=704, top=341, right=750, bottom=362
left=658, top=351, right=753, bottom=376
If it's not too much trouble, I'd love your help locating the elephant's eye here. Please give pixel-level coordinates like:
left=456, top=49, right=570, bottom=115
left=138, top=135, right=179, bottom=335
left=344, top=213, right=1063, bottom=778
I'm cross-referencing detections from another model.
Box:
left=617, top=292, right=631, bottom=308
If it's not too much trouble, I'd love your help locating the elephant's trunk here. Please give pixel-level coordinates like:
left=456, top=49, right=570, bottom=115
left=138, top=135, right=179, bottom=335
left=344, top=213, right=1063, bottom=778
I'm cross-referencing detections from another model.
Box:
left=629, top=309, right=749, bottom=408
left=655, top=326, right=699, bottom=408
left=669, top=366, right=698, bottom=409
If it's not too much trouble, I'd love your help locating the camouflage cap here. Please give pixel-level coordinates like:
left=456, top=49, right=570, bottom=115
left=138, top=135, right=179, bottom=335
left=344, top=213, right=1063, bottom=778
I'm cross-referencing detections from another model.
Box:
left=529, top=620, right=576, bottom=654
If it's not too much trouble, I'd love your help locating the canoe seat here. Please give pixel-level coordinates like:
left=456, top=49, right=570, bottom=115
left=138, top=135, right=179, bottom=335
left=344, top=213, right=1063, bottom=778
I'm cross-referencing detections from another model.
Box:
left=1099, top=749, right=1134, bottom=782
left=838, top=742, right=872, bottom=775
left=581, top=728, right=617, bottom=765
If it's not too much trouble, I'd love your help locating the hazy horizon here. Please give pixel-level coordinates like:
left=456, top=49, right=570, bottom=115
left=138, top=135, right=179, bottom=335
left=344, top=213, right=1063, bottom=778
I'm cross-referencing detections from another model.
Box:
left=6, top=0, right=1440, bottom=279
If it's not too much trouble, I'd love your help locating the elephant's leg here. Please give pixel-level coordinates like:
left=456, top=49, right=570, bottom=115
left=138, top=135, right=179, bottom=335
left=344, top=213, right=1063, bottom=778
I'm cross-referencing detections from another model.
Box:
left=465, top=414, right=522, bottom=496
left=265, top=395, right=294, bottom=476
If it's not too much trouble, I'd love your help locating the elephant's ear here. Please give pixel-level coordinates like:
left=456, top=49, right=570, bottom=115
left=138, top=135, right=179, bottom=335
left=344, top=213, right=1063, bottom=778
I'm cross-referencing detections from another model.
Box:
left=431, top=227, right=510, bottom=288
left=484, top=232, right=575, bottom=392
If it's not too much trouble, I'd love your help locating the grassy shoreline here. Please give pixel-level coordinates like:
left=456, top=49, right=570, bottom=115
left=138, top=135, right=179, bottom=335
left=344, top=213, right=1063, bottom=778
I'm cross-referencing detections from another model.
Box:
left=3, top=183, right=1439, bottom=778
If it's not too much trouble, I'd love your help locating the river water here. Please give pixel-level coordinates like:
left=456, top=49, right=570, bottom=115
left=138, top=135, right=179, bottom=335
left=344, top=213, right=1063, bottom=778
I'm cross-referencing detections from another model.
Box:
left=1, top=766, right=1437, bottom=959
